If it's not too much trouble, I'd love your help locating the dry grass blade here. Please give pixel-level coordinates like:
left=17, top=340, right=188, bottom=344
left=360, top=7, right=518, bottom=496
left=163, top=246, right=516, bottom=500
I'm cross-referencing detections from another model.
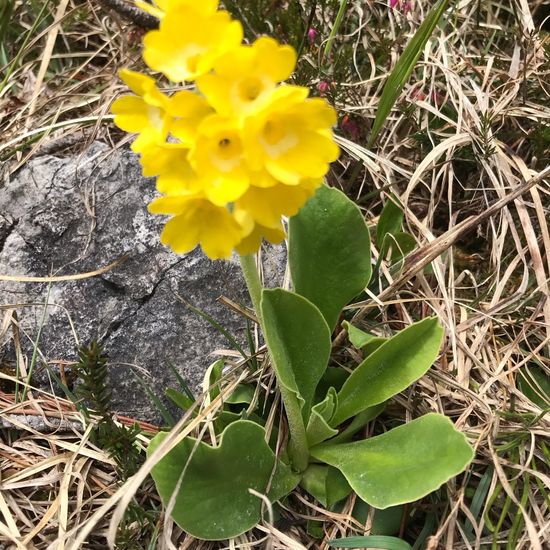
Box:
left=0, top=253, right=129, bottom=283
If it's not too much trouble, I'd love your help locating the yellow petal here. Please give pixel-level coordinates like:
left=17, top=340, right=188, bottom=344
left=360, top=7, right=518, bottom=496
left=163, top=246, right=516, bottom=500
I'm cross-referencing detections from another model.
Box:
left=148, top=194, right=194, bottom=215
left=118, top=69, right=156, bottom=96
left=255, top=37, right=297, bottom=82
left=160, top=199, right=244, bottom=259
left=160, top=212, right=202, bottom=254
left=235, top=221, right=285, bottom=255
left=111, top=96, right=151, bottom=132
left=143, top=9, right=243, bottom=82
left=235, top=183, right=318, bottom=228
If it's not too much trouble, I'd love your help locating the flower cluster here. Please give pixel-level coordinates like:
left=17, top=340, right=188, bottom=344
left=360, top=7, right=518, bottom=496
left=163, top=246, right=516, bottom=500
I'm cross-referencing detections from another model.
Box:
left=112, top=0, right=339, bottom=259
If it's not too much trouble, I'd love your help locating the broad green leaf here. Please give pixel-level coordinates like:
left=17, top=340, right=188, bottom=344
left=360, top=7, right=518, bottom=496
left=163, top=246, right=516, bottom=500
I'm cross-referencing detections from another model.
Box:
left=261, top=289, right=331, bottom=421
left=301, top=464, right=352, bottom=508
left=329, top=535, right=412, bottom=550
left=307, top=388, right=339, bottom=446
left=207, top=359, right=225, bottom=400
left=367, top=0, right=451, bottom=147
left=352, top=500, right=404, bottom=536
left=311, top=413, right=474, bottom=509
left=289, top=185, right=372, bottom=331
left=148, top=420, right=299, bottom=540
left=362, top=338, right=387, bottom=358
left=342, top=320, right=387, bottom=355
left=342, top=320, right=378, bottom=348
left=331, top=318, right=443, bottom=426
left=226, top=383, right=255, bottom=405
left=388, top=232, right=416, bottom=262
left=376, top=196, right=403, bottom=250
left=269, top=455, right=302, bottom=503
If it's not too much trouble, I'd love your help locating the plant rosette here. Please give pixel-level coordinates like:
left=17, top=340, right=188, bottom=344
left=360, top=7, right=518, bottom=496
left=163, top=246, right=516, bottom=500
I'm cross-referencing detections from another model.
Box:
left=113, top=0, right=474, bottom=542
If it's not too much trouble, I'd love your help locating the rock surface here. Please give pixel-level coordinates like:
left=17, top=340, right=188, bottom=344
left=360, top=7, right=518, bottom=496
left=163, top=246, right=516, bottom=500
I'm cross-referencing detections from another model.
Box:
left=0, top=143, right=286, bottom=423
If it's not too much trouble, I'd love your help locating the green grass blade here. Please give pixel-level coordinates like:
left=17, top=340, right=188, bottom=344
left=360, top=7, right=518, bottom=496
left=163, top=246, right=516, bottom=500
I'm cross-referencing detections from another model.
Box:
left=184, top=301, right=249, bottom=361
left=0, top=0, right=52, bottom=94
left=20, top=284, right=52, bottom=402
left=323, top=0, right=349, bottom=61
left=367, top=0, right=451, bottom=147
left=166, top=361, right=195, bottom=401
left=133, top=371, right=176, bottom=427
left=463, top=466, right=493, bottom=540
left=329, top=535, right=412, bottom=550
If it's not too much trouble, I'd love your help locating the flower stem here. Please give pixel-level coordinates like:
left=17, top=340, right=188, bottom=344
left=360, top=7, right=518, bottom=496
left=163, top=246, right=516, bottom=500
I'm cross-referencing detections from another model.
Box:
left=278, top=387, right=310, bottom=472
left=239, top=254, right=263, bottom=326
left=239, top=253, right=309, bottom=472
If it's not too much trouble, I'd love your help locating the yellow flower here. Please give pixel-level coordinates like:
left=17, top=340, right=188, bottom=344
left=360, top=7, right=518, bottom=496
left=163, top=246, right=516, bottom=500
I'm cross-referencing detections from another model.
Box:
left=140, top=143, right=202, bottom=195
left=234, top=180, right=320, bottom=229
left=111, top=69, right=171, bottom=153
left=148, top=195, right=249, bottom=259
left=244, top=86, right=339, bottom=185
left=143, top=7, right=243, bottom=82
left=197, top=37, right=296, bottom=117
left=169, top=90, right=213, bottom=146
left=235, top=220, right=286, bottom=256
left=135, top=0, right=218, bottom=19
left=189, top=115, right=250, bottom=205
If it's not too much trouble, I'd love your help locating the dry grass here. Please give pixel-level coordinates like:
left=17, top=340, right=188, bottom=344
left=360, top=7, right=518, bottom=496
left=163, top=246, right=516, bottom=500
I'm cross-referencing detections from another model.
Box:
left=1, top=0, right=549, bottom=548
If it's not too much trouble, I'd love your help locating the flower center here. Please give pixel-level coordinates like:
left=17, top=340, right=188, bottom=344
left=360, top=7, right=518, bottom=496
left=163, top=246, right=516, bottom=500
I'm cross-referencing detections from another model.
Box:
left=259, top=115, right=299, bottom=158
left=216, top=136, right=239, bottom=159
left=210, top=132, right=243, bottom=172
left=238, top=77, right=263, bottom=102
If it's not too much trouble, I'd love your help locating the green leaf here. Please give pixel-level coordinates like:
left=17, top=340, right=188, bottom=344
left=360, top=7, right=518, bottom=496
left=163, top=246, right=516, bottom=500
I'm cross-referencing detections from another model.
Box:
left=329, top=535, right=412, bottom=550
left=342, top=321, right=387, bottom=355
left=226, top=383, right=256, bottom=405
left=268, top=456, right=301, bottom=503
left=376, top=196, right=403, bottom=250
left=342, top=320, right=378, bottom=348
left=207, top=359, right=225, bottom=400
left=518, top=365, right=550, bottom=409
left=307, top=388, right=339, bottom=446
left=352, top=500, right=404, bottom=536
left=261, top=289, right=331, bottom=421
left=331, top=318, right=444, bottom=426
left=289, top=185, right=372, bottom=331
left=367, top=0, right=451, bottom=147
left=307, top=519, right=325, bottom=538
left=148, top=420, right=299, bottom=540
left=301, top=464, right=352, bottom=508
left=311, top=413, right=474, bottom=509
left=388, top=232, right=416, bottom=262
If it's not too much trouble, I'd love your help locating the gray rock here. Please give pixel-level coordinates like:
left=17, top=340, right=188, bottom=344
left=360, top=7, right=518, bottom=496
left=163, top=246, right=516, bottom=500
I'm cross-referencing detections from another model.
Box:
left=0, top=143, right=286, bottom=423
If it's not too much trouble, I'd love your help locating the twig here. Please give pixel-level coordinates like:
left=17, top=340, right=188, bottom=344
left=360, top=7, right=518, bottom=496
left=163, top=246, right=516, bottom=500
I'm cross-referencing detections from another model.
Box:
left=97, top=0, right=158, bottom=30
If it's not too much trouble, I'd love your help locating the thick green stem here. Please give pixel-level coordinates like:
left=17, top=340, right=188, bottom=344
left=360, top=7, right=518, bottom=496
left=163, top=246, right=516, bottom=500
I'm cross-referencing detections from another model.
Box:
left=239, top=254, right=309, bottom=472
left=278, top=387, right=310, bottom=472
left=239, top=254, right=263, bottom=326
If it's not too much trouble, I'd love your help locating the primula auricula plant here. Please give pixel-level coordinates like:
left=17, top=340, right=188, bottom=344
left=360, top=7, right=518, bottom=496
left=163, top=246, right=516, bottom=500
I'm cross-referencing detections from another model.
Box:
left=112, top=0, right=474, bottom=542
